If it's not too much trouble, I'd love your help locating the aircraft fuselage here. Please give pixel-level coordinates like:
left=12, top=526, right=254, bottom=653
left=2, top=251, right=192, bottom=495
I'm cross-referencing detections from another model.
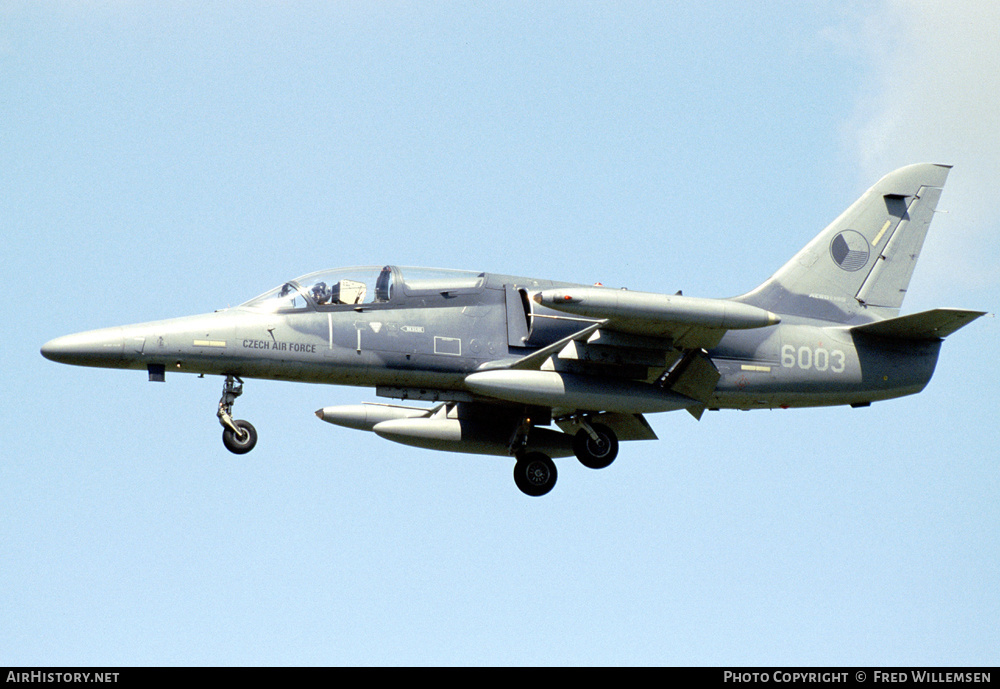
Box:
left=41, top=269, right=941, bottom=411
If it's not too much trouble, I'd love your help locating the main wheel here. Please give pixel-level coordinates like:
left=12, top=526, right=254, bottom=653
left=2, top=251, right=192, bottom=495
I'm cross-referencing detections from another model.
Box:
left=573, top=423, right=618, bottom=469
left=513, top=452, right=558, bottom=497
left=223, top=419, right=257, bottom=454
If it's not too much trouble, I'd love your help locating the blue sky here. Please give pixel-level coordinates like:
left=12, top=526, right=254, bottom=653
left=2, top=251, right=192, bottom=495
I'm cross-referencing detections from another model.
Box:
left=3, top=1, right=997, bottom=666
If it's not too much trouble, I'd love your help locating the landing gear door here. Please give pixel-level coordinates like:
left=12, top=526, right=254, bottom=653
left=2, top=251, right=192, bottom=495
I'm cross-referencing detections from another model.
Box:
left=505, top=285, right=531, bottom=347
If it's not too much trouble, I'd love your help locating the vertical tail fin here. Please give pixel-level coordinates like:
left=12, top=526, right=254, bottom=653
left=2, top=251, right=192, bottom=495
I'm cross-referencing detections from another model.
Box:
left=737, top=163, right=951, bottom=324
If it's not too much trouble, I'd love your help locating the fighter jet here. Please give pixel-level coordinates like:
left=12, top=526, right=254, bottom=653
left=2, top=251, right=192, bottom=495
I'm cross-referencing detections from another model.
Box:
left=41, top=163, right=984, bottom=496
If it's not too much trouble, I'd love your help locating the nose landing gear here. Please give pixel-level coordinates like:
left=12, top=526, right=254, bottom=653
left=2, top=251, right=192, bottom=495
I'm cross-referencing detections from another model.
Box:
left=217, top=374, right=257, bottom=454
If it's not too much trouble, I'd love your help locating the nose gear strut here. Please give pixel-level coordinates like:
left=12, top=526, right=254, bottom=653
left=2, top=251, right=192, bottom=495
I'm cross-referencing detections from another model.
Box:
left=217, top=374, right=257, bottom=454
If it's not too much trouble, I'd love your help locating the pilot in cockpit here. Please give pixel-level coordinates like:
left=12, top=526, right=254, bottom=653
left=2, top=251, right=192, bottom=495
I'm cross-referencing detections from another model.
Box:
left=310, top=282, right=331, bottom=305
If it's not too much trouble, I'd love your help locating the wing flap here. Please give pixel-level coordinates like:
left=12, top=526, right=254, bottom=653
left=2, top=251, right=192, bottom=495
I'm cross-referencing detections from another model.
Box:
left=658, top=348, right=721, bottom=403
left=556, top=412, right=659, bottom=441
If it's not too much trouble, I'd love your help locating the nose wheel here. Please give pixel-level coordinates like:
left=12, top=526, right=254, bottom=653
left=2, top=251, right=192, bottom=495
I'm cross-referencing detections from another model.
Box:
left=217, top=375, right=257, bottom=454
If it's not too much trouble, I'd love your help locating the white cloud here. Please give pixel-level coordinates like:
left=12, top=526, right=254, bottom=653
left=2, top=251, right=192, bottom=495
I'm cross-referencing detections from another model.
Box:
left=841, top=0, right=1000, bottom=300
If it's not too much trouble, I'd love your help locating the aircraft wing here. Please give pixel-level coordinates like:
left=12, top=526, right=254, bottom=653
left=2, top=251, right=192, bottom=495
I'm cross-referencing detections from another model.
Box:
left=472, top=288, right=780, bottom=418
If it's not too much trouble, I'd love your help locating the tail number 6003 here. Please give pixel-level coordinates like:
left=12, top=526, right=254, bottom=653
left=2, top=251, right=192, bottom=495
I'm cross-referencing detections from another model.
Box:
left=781, top=345, right=845, bottom=373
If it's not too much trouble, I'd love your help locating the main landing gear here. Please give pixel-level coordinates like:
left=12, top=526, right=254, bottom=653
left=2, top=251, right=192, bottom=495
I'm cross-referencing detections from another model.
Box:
left=508, top=412, right=558, bottom=497
left=572, top=421, right=618, bottom=470
left=509, top=415, right=620, bottom=496
left=513, top=452, right=558, bottom=497
left=218, top=374, right=257, bottom=454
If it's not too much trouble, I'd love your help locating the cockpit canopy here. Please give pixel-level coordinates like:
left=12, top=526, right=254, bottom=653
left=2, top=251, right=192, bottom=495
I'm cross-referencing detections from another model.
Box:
left=241, top=266, right=486, bottom=312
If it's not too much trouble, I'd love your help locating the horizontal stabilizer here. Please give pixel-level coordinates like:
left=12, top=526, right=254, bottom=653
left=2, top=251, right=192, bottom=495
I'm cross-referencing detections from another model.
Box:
left=851, top=308, right=986, bottom=340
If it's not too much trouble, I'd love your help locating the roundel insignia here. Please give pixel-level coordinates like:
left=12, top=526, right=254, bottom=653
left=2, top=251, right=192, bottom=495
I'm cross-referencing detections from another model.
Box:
left=830, top=230, right=870, bottom=271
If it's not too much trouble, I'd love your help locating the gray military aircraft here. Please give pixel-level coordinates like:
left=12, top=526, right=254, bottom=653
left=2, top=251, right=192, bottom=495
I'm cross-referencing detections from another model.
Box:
left=42, top=163, right=984, bottom=496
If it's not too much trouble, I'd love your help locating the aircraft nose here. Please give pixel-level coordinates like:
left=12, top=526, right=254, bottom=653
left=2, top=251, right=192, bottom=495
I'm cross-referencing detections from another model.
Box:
left=41, top=327, right=125, bottom=366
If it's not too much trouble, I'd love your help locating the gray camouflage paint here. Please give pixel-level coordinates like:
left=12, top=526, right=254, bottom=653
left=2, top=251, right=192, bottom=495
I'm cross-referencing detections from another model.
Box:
left=42, top=164, right=983, bottom=460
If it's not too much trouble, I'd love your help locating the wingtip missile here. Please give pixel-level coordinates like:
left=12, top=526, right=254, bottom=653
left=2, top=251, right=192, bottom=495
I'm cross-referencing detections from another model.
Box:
left=535, top=287, right=780, bottom=331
